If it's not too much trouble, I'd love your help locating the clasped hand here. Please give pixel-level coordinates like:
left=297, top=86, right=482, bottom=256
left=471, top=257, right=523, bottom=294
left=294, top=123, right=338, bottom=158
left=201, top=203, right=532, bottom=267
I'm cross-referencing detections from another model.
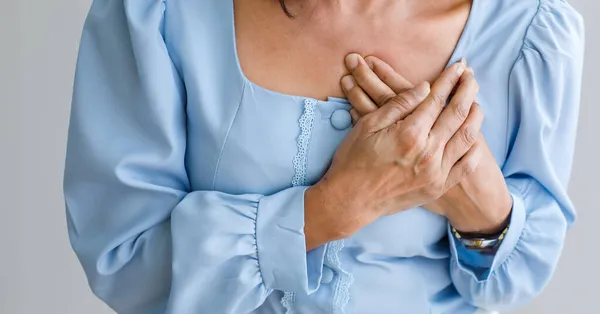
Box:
left=306, top=54, right=512, bottom=249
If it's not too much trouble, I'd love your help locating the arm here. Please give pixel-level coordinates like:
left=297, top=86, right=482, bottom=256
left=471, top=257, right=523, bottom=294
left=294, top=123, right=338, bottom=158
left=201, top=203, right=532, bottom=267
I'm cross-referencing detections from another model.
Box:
left=447, top=3, right=584, bottom=310
left=64, top=1, right=327, bottom=313
left=340, top=2, right=584, bottom=307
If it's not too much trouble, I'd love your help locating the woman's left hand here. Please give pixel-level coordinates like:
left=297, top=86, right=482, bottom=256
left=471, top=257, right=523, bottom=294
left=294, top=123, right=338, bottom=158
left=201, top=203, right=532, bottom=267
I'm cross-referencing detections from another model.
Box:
left=342, top=53, right=513, bottom=234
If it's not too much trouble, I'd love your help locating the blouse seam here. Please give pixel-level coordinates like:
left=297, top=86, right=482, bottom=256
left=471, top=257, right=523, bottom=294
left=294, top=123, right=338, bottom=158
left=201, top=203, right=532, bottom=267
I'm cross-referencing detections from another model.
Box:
left=212, top=80, right=248, bottom=189
left=503, top=0, right=543, bottom=160
left=159, top=0, right=187, bottom=108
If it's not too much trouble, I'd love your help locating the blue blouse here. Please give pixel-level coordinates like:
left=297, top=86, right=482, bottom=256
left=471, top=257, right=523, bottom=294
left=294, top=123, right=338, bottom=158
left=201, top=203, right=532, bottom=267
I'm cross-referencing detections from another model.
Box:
left=64, top=0, right=584, bottom=313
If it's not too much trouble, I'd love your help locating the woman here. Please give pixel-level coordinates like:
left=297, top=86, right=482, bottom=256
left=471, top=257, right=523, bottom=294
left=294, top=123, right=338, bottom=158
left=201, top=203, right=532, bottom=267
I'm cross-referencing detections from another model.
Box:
left=64, top=0, right=584, bottom=313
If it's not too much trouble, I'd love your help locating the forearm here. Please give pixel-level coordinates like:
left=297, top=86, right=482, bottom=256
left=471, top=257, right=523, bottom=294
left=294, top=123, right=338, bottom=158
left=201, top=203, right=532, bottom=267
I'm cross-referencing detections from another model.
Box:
left=304, top=176, right=375, bottom=251
left=441, top=137, right=513, bottom=234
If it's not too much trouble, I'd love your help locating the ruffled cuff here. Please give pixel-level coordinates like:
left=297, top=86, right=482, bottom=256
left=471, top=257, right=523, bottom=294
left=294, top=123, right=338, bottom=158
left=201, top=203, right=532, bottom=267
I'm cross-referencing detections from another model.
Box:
left=448, top=186, right=527, bottom=281
left=256, top=186, right=326, bottom=294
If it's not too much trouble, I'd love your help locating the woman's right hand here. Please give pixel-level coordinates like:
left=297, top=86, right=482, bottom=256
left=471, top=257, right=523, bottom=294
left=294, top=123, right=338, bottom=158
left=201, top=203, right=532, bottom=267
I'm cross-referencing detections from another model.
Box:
left=304, top=59, right=483, bottom=250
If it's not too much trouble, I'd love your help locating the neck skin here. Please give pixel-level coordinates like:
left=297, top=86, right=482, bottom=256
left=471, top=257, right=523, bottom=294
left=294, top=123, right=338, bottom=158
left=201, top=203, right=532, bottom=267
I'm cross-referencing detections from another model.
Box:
left=281, top=0, right=451, bottom=20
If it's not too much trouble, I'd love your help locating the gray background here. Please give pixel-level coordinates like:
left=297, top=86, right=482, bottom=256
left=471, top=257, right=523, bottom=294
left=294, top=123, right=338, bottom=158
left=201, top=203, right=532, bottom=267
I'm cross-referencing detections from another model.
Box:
left=1, top=0, right=597, bottom=313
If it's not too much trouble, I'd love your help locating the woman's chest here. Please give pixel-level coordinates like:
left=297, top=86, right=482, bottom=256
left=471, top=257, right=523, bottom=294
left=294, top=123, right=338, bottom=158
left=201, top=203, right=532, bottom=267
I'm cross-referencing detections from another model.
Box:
left=174, top=0, right=512, bottom=257
left=184, top=76, right=509, bottom=256
left=234, top=0, right=472, bottom=101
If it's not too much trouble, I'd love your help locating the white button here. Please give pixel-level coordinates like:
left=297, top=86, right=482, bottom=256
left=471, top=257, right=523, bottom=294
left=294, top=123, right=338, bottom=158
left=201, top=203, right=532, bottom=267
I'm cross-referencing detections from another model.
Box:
left=321, top=267, right=334, bottom=284
left=330, top=109, right=352, bottom=130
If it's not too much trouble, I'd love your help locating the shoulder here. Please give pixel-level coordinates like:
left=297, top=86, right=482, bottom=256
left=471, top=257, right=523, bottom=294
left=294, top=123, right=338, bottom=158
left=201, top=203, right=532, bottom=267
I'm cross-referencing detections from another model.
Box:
left=475, top=0, right=584, bottom=62
left=521, top=0, right=584, bottom=60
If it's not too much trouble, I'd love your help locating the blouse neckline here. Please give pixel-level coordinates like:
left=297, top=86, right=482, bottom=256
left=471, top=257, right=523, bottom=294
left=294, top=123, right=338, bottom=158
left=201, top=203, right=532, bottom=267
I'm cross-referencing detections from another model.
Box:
left=227, top=0, right=479, bottom=104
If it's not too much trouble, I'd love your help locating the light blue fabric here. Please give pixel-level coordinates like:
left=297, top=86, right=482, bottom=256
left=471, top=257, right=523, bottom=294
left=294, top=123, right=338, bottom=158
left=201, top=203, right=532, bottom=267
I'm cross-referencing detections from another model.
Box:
left=64, top=0, right=584, bottom=313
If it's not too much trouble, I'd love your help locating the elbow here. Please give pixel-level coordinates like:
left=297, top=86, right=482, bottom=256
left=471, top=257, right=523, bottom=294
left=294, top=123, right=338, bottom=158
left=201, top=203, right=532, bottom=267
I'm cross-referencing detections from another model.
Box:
left=68, top=226, right=172, bottom=313
left=69, top=234, right=135, bottom=305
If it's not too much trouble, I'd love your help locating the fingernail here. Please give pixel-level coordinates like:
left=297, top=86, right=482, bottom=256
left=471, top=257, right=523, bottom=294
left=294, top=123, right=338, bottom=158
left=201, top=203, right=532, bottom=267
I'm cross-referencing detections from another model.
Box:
left=345, top=53, right=360, bottom=70
left=342, top=75, right=355, bottom=90
left=414, top=81, right=430, bottom=97
left=456, top=61, right=466, bottom=76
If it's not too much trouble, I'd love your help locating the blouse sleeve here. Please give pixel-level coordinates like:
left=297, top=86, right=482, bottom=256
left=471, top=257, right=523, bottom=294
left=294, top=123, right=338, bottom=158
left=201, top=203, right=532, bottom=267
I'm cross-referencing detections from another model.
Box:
left=64, top=1, right=326, bottom=313
left=447, top=0, right=585, bottom=311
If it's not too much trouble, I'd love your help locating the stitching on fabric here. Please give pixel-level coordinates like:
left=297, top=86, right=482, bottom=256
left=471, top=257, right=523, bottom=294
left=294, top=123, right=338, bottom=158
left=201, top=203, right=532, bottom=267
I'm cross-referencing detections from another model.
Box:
left=281, top=99, right=318, bottom=314
left=254, top=197, right=272, bottom=296
left=212, top=81, right=247, bottom=189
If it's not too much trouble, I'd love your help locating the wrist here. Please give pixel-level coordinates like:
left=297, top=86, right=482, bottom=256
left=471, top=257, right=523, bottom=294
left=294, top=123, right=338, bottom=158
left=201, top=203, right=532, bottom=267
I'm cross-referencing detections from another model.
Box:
left=448, top=192, right=513, bottom=235
left=304, top=176, right=372, bottom=250
left=304, top=181, right=350, bottom=251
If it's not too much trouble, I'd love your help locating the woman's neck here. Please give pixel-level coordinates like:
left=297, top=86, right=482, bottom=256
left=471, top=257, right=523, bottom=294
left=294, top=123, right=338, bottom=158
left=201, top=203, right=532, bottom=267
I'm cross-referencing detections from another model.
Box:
left=282, top=0, right=445, bottom=21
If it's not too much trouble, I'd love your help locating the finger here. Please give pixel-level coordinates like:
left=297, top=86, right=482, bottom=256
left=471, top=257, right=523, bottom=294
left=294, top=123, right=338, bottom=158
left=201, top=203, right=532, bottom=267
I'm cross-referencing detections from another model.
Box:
left=365, top=56, right=414, bottom=94
left=445, top=138, right=484, bottom=188
left=384, top=81, right=432, bottom=122
left=361, top=82, right=431, bottom=133
left=341, top=75, right=378, bottom=115
left=442, top=102, right=484, bottom=171
left=430, top=68, right=479, bottom=144
left=405, top=59, right=468, bottom=132
left=350, top=108, right=360, bottom=125
left=345, top=53, right=397, bottom=106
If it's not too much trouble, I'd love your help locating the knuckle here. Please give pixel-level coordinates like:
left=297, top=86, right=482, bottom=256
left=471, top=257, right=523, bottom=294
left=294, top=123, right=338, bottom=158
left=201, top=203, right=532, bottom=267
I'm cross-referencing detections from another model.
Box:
left=452, top=102, right=470, bottom=121
left=450, top=72, right=462, bottom=85
left=375, top=94, right=393, bottom=106
left=402, top=125, right=424, bottom=146
left=418, top=139, right=442, bottom=166
left=457, top=156, right=478, bottom=178
left=388, top=95, right=413, bottom=111
left=401, top=134, right=418, bottom=149
left=460, top=127, right=477, bottom=147
left=432, top=91, right=447, bottom=107
left=419, top=149, right=437, bottom=166
left=463, top=158, right=478, bottom=175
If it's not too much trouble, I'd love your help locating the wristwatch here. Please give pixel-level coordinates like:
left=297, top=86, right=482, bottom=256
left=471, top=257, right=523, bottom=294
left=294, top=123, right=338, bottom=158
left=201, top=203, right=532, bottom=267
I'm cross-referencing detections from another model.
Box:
left=451, top=215, right=511, bottom=252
